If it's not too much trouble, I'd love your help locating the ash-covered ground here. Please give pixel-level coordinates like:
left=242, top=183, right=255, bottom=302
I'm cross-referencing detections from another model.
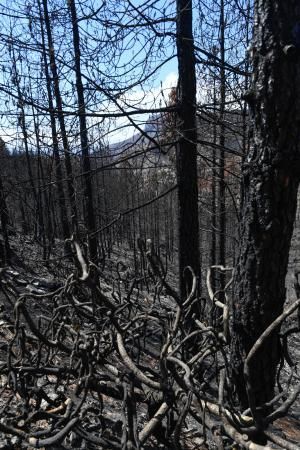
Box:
left=0, top=231, right=299, bottom=449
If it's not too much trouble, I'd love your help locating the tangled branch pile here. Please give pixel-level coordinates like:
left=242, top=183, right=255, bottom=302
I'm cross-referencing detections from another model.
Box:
left=0, top=241, right=299, bottom=449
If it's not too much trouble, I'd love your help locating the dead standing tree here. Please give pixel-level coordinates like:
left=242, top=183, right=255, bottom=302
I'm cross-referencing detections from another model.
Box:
left=68, top=0, right=98, bottom=263
left=230, top=0, right=300, bottom=412
left=176, top=0, right=200, bottom=300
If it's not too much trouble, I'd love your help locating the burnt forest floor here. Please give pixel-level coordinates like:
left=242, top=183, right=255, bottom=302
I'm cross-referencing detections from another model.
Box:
left=0, top=232, right=299, bottom=449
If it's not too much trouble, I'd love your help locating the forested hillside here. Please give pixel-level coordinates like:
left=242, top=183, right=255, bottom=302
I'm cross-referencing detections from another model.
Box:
left=0, top=0, right=300, bottom=449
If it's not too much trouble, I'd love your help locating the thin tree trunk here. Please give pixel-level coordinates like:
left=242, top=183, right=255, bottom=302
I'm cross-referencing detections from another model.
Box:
left=12, top=52, right=39, bottom=238
left=211, top=75, right=217, bottom=296
left=31, top=105, right=47, bottom=259
left=68, top=0, right=98, bottom=262
left=218, top=0, right=226, bottom=300
left=0, top=173, right=10, bottom=263
left=176, top=0, right=200, bottom=300
left=38, top=0, right=71, bottom=245
left=42, top=0, right=78, bottom=235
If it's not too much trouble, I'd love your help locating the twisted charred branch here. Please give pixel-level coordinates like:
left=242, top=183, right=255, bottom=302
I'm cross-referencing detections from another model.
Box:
left=0, top=245, right=299, bottom=449
left=244, top=298, right=300, bottom=423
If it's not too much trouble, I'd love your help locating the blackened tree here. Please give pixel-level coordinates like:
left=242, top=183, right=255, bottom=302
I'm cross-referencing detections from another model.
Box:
left=0, top=139, right=10, bottom=263
left=68, top=0, right=98, bottom=262
left=230, top=0, right=300, bottom=411
left=176, top=0, right=200, bottom=299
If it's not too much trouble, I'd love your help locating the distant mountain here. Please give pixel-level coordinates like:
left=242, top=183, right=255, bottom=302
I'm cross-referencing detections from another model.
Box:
left=143, top=114, right=162, bottom=137
left=109, top=113, right=163, bottom=155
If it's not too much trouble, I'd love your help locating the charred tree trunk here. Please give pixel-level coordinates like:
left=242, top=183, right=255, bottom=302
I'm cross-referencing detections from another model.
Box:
left=38, top=0, right=71, bottom=246
left=31, top=106, right=47, bottom=259
left=210, top=76, right=217, bottom=321
left=42, top=0, right=78, bottom=235
left=218, top=0, right=226, bottom=300
left=176, top=0, right=200, bottom=300
left=12, top=53, right=39, bottom=238
left=69, top=0, right=98, bottom=263
left=0, top=173, right=10, bottom=264
left=230, top=0, right=300, bottom=411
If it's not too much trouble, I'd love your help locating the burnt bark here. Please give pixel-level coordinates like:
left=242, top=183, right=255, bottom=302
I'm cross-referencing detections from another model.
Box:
left=69, top=0, right=98, bottom=263
left=38, top=0, right=70, bottom=245
left=218, top=0, right=226, bottom=301
left=230, top=0, right=300, bottom=410
left=0, top=173, right=10, bottom=264
left=176, top=0, right=200, bottom=300
left=42, top=0, right=78, bottom=235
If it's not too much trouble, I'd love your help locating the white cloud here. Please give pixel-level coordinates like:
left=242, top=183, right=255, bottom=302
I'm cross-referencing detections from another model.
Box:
left=107, top=71, right=178, bottom=144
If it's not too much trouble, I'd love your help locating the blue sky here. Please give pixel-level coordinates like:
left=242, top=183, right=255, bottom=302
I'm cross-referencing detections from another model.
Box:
left=0, top=0, right=180, bottom=147
left=0, top=0, right=250, bottom=147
